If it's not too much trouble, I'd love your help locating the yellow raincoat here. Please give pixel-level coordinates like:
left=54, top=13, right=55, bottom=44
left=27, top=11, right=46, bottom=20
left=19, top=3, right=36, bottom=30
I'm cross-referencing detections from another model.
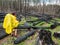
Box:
left=3, top=13, right=19, bottom=34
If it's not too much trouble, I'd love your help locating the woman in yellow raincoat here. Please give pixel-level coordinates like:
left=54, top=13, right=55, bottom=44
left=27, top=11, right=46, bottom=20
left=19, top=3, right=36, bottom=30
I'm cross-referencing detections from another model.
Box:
left=3, top=13, right=19, bottom=36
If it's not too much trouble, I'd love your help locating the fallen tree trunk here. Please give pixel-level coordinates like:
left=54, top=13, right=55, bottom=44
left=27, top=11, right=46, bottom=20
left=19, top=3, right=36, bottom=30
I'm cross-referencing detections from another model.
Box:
left=0, top=23, right=50, bottom=40
left=14, top=30, right=36, bottom=44
left=0, top=30, right=8, bottom=40
left=53, top=32, right=60, bottom=38
left=0, top=23, right=50, bottom=29
left=35, top=37, right=40, bottom=45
